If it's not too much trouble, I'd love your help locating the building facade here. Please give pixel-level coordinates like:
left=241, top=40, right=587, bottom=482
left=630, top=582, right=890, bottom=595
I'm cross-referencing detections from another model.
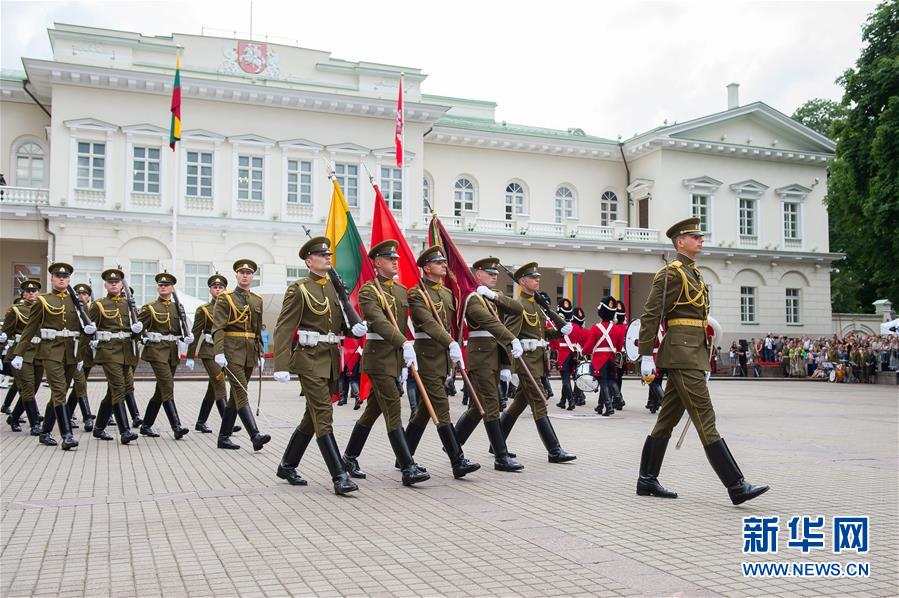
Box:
left=0, top=24, right=840, bottom=341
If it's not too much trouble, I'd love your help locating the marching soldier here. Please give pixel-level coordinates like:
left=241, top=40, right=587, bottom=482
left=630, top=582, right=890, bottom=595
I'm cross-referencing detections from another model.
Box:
left=3, top=280, right=43, bottom=435
left=66, top=283, right=96, bottom=431
left=86, top=268, right=140, bottom=444
left=341, top=240, right=430, bottom=486
left=571, top=307, right=588, bottom=406
left=137, top=272, right=192, bottom=439
left=452, top=257, right=524, bottom=472
left=272, top=237, right=366, bottom=494
left=11, top=263, right=95, bottom=450
left=186, top=273, right=240, bottom=435
left=212, top=260, right=271, bottom=451
left=499, top=262, right=576, bottom=463
left=402, top=245, right=480, bottom=478
left=637, top=217, right=768, bottom=504
left=553, top=298, right=579, bottom=411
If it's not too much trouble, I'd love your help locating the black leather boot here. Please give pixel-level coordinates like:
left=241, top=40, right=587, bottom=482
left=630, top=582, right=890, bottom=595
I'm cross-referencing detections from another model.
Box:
left=575, top=386, right=586, bottom=406
left=1, top=384, right=15, bottom=414
left=237, top=405, right=270, bottom=451
left=163, top=400, right=189, bottom=439
left=7, top=399, right=24, bottom=432
left=636, top=435, right=677, bottom=498
left=215, top=398, right=241, bottom=433
left=139, top=400, right=161, bottom=437
left=39, top=403, right=57, bottom=446
left=55, top=403, right=78, bottom=450
left=394, top=421, right=427, bottom=470
left=318, top=433, right=359, bottom=495
left=342, top=423, right=371, bottom=479
left=484, top=418, right=523, bottom=472
left=535, top=416, right=576, bottom=463
left=488, top=412, right=518, bottom=457
left=113, top=402, right=138, bottom=444
left=438, top=425, right=480, bottom=479
left=453, top=411, right=479, bottom=446
left=92, top=401, right=113, bottom=440
left=648, top=382, right=664, bottom=414
left=25, top=400, right=41, bottom=436
left=387, top=427, right=429, bottom=486
left=79, top=396, right=95, bottom=432
left=277, top=428, right=313, bottom=486
left=610, top=380, right=624, bottom=411
left=125, top=392, right=142, bottom=427
left=705, top=438, right=770, bottom=505
left=195, top=384, right=215, bottom=432
left=66, top=388, right=80, bottom=428
left=217, top=406, right=240, bottom=449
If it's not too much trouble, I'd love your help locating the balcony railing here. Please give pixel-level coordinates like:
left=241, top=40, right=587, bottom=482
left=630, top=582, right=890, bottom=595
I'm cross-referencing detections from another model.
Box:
left=0, top=186, right=49, bottom=206
left=417, top=214, right=660, bottom=243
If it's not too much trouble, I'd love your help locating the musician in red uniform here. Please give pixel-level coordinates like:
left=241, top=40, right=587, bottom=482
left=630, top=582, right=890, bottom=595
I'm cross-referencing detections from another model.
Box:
left=552, top=299, right=579, bottom=411
left=569, top=295, right=625, bottom=416
left=611, top=299, right=628, bottom=411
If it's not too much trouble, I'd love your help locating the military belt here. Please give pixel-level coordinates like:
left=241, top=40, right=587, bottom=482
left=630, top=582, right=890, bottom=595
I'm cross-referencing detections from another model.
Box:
left=467, top=331, right=492, bottom=338
left=145, top=333, right=179, bottom=343
left=225, top=331, right=256, bottom=338
left=667, top=318, right=707, bottom=328
left=366, top=333, right=384, bottom=340
left=297, top=331, right=340, bottom=346
left=40, top=328, right=80, bottom=340
left=95, top=331, right=131, bottom=342
left=413, top=332, right=432, bottom=340
left=518, top=338, right=548, bottom=352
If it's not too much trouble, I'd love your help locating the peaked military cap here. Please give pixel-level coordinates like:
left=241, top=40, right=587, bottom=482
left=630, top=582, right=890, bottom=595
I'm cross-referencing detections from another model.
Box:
left=101, top=268, right=124, bottom=282
left=20, top=279, right=41, bottom=292
left=300, top=236, right=332, bottom=259
left=155, top=272, right=177, bottom=285
left=74, top=283, right=92, bottom=295
left=472, top=257, right=500, bottom=274
left=233, top=259, right=258, bottom=273
left=207, top=273, right=228, bottom=287
left=369, top=239, right=399, bottom=259
left=513, top=262, right=540, bottom=280
left=48, top=262, right=73, bottom=276
left=666, top=217, right=704, bottom=239
left=416, top=245, right=447, bottom=268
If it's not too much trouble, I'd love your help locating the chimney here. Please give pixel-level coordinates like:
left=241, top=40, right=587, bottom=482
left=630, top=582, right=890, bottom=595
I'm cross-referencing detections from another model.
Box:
left=727, top=83, right=740, bottom=110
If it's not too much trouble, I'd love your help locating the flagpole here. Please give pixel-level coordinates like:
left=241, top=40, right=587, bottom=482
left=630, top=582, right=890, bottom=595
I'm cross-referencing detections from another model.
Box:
left=171, top=44, right=181, bottom=276
left=399, top=72, right=406, bottom=234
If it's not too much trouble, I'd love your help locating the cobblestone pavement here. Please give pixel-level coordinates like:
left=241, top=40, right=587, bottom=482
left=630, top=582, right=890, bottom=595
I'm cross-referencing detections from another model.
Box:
left=2, top=378, right=897, bottom=597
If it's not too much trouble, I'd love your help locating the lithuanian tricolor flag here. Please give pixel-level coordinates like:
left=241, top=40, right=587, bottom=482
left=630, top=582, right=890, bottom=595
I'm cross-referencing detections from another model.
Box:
left=169, top=53, right=181, bottom=150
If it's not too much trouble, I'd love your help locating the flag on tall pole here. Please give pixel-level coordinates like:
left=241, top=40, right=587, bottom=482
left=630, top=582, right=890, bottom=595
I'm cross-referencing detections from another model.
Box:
left=395, top=74, right=403, bottom=167
left=428, top=214, right=479, bottom=339
left=370, top=180, right=419, bottom=288
left=169, top=51, right=181, bottom=150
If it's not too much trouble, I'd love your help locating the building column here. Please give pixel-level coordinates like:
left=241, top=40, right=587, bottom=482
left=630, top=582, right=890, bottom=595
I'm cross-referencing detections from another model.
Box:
left=563, top=268, right=585, bottom=307
left=610, top=271, right=632, bottom=315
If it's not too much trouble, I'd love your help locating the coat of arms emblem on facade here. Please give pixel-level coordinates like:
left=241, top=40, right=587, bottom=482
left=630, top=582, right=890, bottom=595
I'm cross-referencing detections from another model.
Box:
left=218, top=41, right=283, bottom=79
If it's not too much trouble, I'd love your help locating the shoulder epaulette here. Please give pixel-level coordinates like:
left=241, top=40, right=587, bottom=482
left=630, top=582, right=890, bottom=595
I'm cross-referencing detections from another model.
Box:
left=250, top=291, right=262, bottom=299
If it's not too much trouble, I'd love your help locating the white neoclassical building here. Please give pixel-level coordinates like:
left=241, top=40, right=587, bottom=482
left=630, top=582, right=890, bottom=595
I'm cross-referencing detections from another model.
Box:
left=0, top=24, right=840, bottom=341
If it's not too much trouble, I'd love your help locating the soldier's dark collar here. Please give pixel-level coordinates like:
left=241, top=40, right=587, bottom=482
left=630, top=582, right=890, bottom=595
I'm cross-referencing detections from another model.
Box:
left=158, top=297, right=172, bottom=304
left=55, top=292, right=67, bottom=298
left=235, top=286, right=250, bottom=294
left=107, top=294, right=123, bottom=301
left=521, top=291, right=534, bottom=300
left=309, top=272, right=326, bottom=282
left=676, top=252, right=695, bottom=266
left=377, top=274, right=394, bottom=286
left=424, top=277, right=443, bottom=289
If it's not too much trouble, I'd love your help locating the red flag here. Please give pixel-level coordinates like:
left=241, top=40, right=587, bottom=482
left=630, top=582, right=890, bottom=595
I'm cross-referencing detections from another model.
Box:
left=395, top=76, right=403, bottom=167
left=371, top=182, right=420, bottom=288
left=338, top=240, right=375, bottom=402
left=428, top=215, right=478, bottom=339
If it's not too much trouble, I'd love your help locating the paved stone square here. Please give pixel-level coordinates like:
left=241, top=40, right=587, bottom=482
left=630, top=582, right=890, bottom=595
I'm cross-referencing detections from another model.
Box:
left=1, top=377, right=897, bottom=597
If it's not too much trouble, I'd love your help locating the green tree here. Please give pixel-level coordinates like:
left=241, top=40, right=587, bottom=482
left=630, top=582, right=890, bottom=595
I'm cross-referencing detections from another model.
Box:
left=791, top=98, right=847, bottom=139
left=825, top=0, right=898, bottom=313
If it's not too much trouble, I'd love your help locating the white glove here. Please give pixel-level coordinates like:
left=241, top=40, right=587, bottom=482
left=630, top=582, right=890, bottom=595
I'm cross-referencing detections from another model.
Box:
left=131, top=322, right=143, bottom=334
left=89, top=340, right=99, bottom=350
left=77, top=361, right=84, bottom=371
left=398, top=367, right=408, bottom=387
left=477, top=285, right=497, bottom=300
left=402, top=341, right=418, bottom=369
left=448, top=341, right=464, bottom=364
left=499, top=368, right=512, bottom=383
left=185, top=358, right=195, bottom=371
left=0, top=333, right=6, bottom=344
left=11, top=356, right=23, bottom=370
left=705, top=371, right=711, bottom=383
left=83, top=323, right=96, bottom=335
left=258, top=357, right=265, bottom=369
left=351, top=321, right=368, bottom=337
left=641, top=355, right=655, bottom=377
left=215, top=353, right=228, bottom=368
left=184, top=334, right=194, bottom=344
left=560, top=322, right=573, bottom=336
left=273, top=371, right=291, bottom=383
left=510, top=338, right=523, bottom=359
left=511, top=373, right=520, bottom=387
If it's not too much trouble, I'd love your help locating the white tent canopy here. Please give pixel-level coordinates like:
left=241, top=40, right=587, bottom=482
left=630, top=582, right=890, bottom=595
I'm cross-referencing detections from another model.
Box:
left=880, top=317, right=899, bottom=336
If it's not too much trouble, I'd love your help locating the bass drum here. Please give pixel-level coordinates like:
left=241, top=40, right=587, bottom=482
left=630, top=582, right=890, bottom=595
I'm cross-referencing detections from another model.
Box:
left=574, top=361, right=598, bottom=392
left=828, top=369, right=836, bottom=383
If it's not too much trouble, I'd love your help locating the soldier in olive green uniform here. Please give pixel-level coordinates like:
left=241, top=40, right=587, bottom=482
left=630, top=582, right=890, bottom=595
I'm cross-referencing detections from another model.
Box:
left=66, top=283, right=96, bottom=432
left=402, top=245, right=479, bottom=479
left=499, top=262, right=577, bottom=463
left=273, top=237, right=365, bottom=495
left=342, top=240, right=430, bottom=487
left=137, top=272, right=192, bottom=439
left=186, top=273, right=240, bottom=435
left=86, top=269, right=140, bottom=444
left=452, top=258, right=524, bottom=471
left=637, top=217, right=768, bottom=505
left=12, top=263, right=94, bottom=450
left=3, top=280, right=44, bottom=435
left=212, top=260, right=270, bottom=451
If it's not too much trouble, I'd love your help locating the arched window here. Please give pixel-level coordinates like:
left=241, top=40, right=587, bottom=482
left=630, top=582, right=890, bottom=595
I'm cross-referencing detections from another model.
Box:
left=453, top=177, right=475, bottom=216
left=15, top=142, right=45, bottom=188
left=601, top=191, right=618, bottom=226
left=554, top=186, right=576, bottom=223
left=504, top=182, right=527, bottom=221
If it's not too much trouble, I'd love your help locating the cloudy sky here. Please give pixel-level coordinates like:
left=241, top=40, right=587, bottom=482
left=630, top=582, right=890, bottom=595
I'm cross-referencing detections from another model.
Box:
left=0, top=0, right=878, bottom=138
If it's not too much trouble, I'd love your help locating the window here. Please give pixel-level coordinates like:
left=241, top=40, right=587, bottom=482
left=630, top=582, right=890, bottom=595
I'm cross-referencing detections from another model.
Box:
left=130, top=260, right=159, bottom=306
left=600, top=191, right=618, bottom=226
left=76, top=141, right=105, bottom=190
left=786, top=288, right=801, bottom=324
left=784, top=202, right=801, bottom=239
left=422, top=176, right=432, bottom=217
left=186, top=151, right=213, bottom=197
left=739, top=198, right=756, bottom=236
left=554, top=187, right=575, bottom=223
left=334, top=162, right=358, bottom=208
left=133, top=146, right=161, bottom=194
left=740, top=286, right=757, bottom=324
left=504, top=182, right=527, bottom=220
left=286, top=266, right=308, bottom=284
left=184, top=262, right=212, bottom=298
left=453, top=178, right=475, bottom=215
left=286, top=159, right=312, bottom=205
left=691, top=194, right=710, bottom=233
left=379, top=166, right=402, bottom=211
left=15, top=142, right=45, bottom=187
left=238, top=155, right=264, bottom=201
left=72, top=257, right=103, bottom=290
